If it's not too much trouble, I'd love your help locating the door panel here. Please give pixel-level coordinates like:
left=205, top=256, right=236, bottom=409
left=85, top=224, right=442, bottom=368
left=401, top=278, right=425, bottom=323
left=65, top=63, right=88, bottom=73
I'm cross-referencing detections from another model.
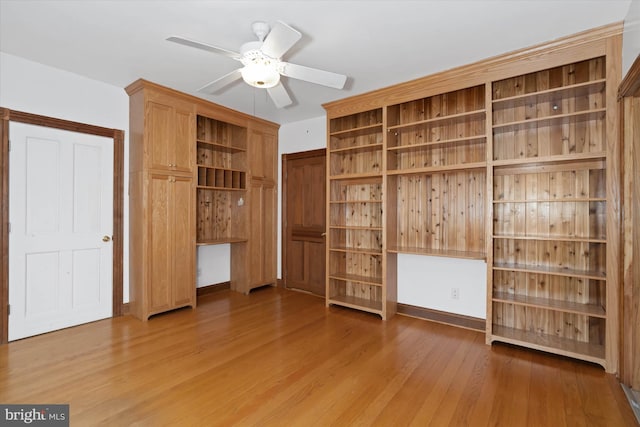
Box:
left=173, top=109, right=194, bottom=173
left=284, top=150, right=326, bottom=296
left=149, top=174, right=171, bottom=313
left=9, top=123, right=113, bottom=341
left=263, top=183, right=277, bottom=282
left=148, top=101, right=172, bottom=171
left=172, top=176, right=194, bottom=306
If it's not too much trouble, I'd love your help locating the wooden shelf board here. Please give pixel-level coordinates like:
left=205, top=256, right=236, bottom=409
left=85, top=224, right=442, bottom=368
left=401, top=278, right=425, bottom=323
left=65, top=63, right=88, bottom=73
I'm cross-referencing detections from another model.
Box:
left=329, top=246, right=383, bottom=255
left=492, top=79, right=606, bottom=109
left=387, top=162, right=487, bottom=175
left=329, top=273, right=383, bottom=286
left=330, top=172, right=383, bottom=180
left=492, top=108, right=606, bottom=133
left=490, top=325, right=605, bottom=364
left=493, top=198, right=606, bottom=203
left=388, top=246, right=486, bottom=260
left=328, top=295, right=383, bottom=315
left=492, top=151, right=606, bottom=167
left=387, top=109, right=486, bottom=131
left=196, top=185, right=246, bottom=191
left=330, top=199, right=382, bottom=204
left=196, top=238, right=247, bottom=246
left=492, top=235, right=607, bottom=244
left=492, top=263, right=606, bottom=281
left=197, top=165, right=245, bottom=173
left=330, top=143, right=383, bottom=154
left=329, top=123, right=383, bottom=138
left=196, top=139, right=246, bottom=152
left=329, top=225, right=383, bottom=231
left=492, top=292, right=606, bottom=318
left=387, top=135, right=486, bottom=152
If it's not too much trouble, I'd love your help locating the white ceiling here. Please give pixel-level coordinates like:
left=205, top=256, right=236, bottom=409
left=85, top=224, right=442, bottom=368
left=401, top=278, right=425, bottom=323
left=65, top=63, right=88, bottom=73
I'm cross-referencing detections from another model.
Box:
left=0, top=0, right=632, bottom=125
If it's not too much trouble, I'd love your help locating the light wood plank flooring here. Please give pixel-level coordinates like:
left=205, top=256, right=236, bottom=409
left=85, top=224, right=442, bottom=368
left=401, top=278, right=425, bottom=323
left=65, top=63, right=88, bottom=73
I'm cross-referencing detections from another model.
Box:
left=0, top=287, right=636, bottom=426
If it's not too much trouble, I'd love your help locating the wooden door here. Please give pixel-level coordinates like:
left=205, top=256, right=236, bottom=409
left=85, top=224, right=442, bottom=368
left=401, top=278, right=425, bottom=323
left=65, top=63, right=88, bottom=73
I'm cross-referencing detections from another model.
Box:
left=146, top=101, right=194, bottom=173
left=8, top=123, right=114, bottom=340
left=148, top=173, right=172, bottom=314
left=171, top=175, right=194, bottom=307
left=283, top=149, right=326, bottom=296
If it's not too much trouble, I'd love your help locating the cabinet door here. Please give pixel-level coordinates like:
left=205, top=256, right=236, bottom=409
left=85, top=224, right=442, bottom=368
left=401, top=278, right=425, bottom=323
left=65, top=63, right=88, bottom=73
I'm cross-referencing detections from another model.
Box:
left=262, top=182, right=277, bottom=283
left=249, top=130, right=277, bottom=181
left=249, top=180, right=265, bottom=287
left=173, top=108, right=194, bottom=174
left=172, top=175, right=195, bottom=306
left=147, top=102, right=173, bottom=172
left=248, top=180, right=277, bottom=288
left=146, top=101, right=194, bottom=173
left=148, top=173, right=172, bottom=314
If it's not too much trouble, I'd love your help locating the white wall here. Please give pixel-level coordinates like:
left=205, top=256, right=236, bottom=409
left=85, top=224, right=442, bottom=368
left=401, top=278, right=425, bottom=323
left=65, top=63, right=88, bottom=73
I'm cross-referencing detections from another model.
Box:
left=0, top=52, right=131, bottom=301
left=623, top=0, right=640, bottom=77
left=277, top=116, right=487, bottom=319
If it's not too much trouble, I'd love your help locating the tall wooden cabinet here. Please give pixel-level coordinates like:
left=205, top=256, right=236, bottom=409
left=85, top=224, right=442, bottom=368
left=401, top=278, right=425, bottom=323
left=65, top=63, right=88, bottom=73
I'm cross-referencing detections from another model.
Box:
left=323, top=24, right=621, bottom=372
left=237, top=128, right=278, bottom=294
left=127, top=79, right=279, bottom=320
left=127, top=81, right=196, bottom=320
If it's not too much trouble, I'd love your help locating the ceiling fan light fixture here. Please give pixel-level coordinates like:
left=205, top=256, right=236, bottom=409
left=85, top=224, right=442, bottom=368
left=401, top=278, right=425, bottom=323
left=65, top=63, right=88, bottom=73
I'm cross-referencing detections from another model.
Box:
left=241, top=61, right=280, bottom=88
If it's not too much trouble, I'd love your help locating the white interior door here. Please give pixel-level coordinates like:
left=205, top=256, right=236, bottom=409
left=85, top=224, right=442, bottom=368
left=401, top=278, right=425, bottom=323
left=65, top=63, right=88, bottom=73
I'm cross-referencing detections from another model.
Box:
left=8, top=122, right=113, bottom=341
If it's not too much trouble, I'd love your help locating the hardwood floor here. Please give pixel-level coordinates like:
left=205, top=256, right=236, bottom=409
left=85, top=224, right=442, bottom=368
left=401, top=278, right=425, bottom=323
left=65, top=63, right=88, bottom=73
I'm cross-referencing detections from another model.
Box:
left=0, top=287, right=636, bottom=426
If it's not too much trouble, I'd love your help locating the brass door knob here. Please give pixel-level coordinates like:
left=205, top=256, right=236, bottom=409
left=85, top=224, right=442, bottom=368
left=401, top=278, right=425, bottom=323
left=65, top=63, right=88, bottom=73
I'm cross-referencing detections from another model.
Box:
left=102, top=235, right=112, bottom=242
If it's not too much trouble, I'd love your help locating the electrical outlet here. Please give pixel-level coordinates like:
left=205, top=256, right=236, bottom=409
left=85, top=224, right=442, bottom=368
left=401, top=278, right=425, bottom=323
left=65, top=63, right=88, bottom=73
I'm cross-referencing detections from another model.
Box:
left=197, top=268, right=202, bottom=277
left=451, top=288, right=460, bottom=300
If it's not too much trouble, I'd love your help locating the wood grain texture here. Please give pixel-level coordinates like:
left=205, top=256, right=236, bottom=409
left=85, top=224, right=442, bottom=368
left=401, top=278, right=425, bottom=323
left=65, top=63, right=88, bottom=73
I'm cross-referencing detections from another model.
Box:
left=621, top=58, right=640, bottom=390
left=0, top=287, right=635, bottom=426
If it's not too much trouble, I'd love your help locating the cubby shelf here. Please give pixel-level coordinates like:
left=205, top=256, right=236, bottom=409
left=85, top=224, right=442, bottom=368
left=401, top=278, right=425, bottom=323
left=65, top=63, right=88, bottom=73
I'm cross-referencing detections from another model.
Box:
left=492, top=79, right=606, bottom=109
left=327, top=295, right=383, bottom=315
left=492, top=292, right=606, bottom=318
left=492, top=198, right=607, bottom=203
left=492, top=152, right=606, bottom=167
left=329, top=143, right=383, bottom=154
left=492, top=235, right=606, bottom=244
left=330, top=172, right=383, bottom=180
left=329, top=123, right=383, bottom=138
left=197, top=140, right=246, bottom=153
left=387, top=109, right=486, bottom=131
left=489, top=325, right=605, bottom=364
left=387, top=162, right=486, bottom=175
left=329, top=246, right=383, bottom=255
left=493, top=262, right=605, bottom=281
left=492, top=108, right=606, bottom=133
left=387, top=246, right=485, bottom=260
left=328, top=273, right=383, bottom=286
left=387, top=135, right=486, bottom=151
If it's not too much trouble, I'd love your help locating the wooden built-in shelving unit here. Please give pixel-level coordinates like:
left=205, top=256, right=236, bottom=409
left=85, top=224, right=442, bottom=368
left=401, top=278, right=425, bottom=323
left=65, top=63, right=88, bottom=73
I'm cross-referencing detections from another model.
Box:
left=488, top=57, right=612, bottom=368
left=195, top=115, right=248, bottom=245
left=323, top=24, right=621, bottom=372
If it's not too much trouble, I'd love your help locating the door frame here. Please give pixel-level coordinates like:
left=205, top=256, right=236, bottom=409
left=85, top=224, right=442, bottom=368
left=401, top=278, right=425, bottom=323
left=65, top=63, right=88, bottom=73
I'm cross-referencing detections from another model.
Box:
left=0, top=108, right=124, bottom=344
left=281, top=148, right=326, bottom=290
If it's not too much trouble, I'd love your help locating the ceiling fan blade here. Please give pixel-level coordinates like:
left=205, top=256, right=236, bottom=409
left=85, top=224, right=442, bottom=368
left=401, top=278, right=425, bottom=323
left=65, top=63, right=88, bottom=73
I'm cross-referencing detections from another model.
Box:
left=166, top=36, right=241, bottom=60
left=260, top=21, right=302, bottom=59
left=267, top=82, right=293, bottom=108
left=197, top=69, right=243, bottom=93
left=280, top=62, right=347, bottom=89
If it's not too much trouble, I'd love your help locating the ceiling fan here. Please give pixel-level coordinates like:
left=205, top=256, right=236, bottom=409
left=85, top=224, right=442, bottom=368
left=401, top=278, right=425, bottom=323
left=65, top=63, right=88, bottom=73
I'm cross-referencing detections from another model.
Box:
left=167, top=21, right=347, bottom=108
